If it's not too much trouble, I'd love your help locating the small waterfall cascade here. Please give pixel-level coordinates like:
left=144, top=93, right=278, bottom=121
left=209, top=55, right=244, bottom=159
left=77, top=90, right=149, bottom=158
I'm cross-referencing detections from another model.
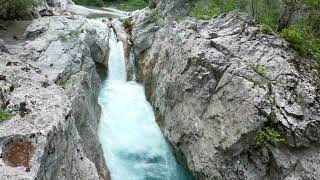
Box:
left=98, top=31, right=192, bottom=180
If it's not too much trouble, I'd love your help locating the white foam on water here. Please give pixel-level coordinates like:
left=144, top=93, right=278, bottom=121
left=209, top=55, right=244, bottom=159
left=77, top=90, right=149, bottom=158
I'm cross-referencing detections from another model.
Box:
left=98, top=31, right=192, bottom=180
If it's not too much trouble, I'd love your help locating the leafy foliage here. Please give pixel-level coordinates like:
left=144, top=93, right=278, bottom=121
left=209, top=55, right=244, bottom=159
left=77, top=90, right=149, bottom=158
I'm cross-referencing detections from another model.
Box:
left=256, top=127, right=285, bottom=145
left=190, top=0, right=320, bottom=60
left=120, top=0, right=148, bottom=10
left=0, top=0, right=38, bottom=20
left=123, top=17, right=134, bottom=34
left=73, top=0, right=148, bottom=10
left=149, top=9, right=161, bottom=23
left=73, top=0, right=104, bottom=7
left=0, top=109, right=12, bottom=122
left=281, top=26, right=320, bottom=59
left=190, top=0, right=237, bottom=20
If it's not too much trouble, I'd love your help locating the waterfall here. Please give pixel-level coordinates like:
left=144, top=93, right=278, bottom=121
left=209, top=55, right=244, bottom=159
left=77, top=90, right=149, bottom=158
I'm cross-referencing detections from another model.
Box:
left=98, top=31, right=192, bottom=180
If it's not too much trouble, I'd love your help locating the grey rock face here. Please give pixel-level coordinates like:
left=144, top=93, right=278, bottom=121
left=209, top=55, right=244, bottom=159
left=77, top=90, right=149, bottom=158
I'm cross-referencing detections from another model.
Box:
left=148, top=0, right=191, bottom=19
left=132, top=10, right=320, bottom=180
left=0, top=15, right=110, bottom=180
left=0, top=39, right=9, bottom=53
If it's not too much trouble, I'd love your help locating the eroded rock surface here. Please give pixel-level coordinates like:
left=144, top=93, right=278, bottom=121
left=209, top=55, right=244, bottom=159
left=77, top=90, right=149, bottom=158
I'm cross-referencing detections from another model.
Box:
left=0, top=15, right=111, bottom=180
left=132, top=6, right=320, bottom=180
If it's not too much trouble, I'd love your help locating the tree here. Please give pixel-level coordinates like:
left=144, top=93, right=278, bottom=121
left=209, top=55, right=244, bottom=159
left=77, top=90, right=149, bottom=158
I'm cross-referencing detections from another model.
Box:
left=277, top=0, right=303, bottom=31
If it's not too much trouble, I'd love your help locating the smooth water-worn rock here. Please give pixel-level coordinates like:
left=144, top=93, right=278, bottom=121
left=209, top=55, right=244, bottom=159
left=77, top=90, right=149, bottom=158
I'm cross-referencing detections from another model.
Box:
left=0, top=14, right=111, bottom=179
left=132, top=4, right=320, bottom=180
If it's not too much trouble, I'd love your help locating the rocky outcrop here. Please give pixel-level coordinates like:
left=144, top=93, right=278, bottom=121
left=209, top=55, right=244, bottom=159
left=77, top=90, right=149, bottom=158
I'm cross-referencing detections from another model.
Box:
left=132, top=5, right=320, bottom=180
left=0, top=15, right=111, bottom=179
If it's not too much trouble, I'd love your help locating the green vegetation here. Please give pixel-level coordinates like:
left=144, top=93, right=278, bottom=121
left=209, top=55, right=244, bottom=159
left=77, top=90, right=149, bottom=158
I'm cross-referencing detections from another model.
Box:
left=190, top=0, right=320, bottom=60
left=256, top=127, right=285, bottom=145
left=73, top=0, right=148, bottom=10
left=281, top=26, right=320, bottom=59
left=250, top=64, right=270, bottom=80
left=103, top=0, right=148, bottom=11
left=149, top=9, right=161, bottom=23
left=259, top=24, right=275, bottom=35
left=73, top=0, right=104, bottom=7
left=0, top=109, right=12, bottom=122
left=190, top=0, right=237, bottom=20
left=59, top=78, right=73, bottom=88
left=0, top=0, right=38, bottom=20
left=59, top=30, right=83, bottom=42
left=123, top=17, right=134, bottom=34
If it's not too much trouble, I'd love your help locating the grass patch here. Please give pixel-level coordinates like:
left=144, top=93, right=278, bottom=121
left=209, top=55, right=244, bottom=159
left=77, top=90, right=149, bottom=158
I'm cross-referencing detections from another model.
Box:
left=0, top=109, right=12, bottom=122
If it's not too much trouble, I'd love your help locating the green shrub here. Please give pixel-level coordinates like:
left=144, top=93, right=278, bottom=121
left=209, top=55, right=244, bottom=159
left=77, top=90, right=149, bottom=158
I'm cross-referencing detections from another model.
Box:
left=0, top=0, right=38, bottom=20
left=190, top=0, right=320, bottom=61
left=149, top=9, right=161, bottom=23
left=123, top=17, right=134, bottom=34
left=76, top=0, right=148, bottom=10
left=256, top=127, right=285, bottom=145
left=190, top=0, right=237, bottom=20
left=281, top=26, right=320, bottom=59
left=103, top=0, right=148, bottom=11
left=0, top=109, right=12, bottom=122
left=73, top=0, right=104, bottom=7
left=124, top=0, right=148, bottom=10
left=259, top=24, right=274, bottom=35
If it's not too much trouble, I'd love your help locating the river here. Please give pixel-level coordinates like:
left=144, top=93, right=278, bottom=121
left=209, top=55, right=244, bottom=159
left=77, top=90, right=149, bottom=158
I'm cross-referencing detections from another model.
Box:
left=98, top=31, right=192, bottom=180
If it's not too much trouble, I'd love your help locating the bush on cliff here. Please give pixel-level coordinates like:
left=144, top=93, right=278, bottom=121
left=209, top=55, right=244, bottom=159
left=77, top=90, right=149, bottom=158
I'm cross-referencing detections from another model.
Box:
left=281, top=26, right=320, bottom=59
left=73, top=0, right=104, bottom=7
left=190, top=0, right=320, bottom=60
left=190, top=0, right=237, bottom=20
left=0, top=109, right=12, bottom=122
left=109, top=0, right=149, bottom=11
left=73, top=0, right=148, bottom=10
left=0, top=0, right=38, bottom=20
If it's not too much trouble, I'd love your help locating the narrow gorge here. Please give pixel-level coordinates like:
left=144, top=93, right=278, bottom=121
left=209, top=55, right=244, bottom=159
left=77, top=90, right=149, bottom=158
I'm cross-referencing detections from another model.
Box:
left=98, top=30, right=192, bottom=179
left=0, top=0, right=319, bottom=180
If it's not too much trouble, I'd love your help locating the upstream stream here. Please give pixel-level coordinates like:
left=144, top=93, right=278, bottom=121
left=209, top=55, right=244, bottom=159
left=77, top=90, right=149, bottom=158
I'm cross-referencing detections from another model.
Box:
left=98, top=32, right=192, bottom=180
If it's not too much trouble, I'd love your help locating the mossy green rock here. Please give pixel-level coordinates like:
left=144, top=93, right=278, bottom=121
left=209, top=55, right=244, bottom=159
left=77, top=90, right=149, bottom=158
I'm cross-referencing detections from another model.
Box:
left=0, top=110, right=12, bottom=122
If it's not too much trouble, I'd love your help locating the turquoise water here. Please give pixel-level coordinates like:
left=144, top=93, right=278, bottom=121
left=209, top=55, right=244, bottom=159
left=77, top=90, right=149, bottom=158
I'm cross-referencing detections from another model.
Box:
left=98, top=32, right=192, bottom=180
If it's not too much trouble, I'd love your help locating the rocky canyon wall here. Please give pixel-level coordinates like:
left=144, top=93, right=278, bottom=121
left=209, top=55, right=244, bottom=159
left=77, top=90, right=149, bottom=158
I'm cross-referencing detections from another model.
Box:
left=131, top=1, right=320, bottom=179
left=0, top=2, right=111, bottom=179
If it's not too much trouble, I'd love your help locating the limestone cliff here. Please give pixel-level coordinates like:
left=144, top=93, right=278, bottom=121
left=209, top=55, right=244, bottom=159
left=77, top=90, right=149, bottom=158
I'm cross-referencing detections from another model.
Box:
left=131, top=1, right=320, bottom=179
left=0, top=5, right=111, bottom=180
